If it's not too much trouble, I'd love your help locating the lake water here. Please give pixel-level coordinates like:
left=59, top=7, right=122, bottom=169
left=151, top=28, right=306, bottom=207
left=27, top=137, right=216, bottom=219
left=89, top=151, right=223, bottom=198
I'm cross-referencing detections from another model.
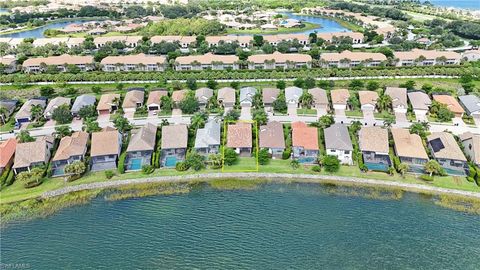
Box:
left=0, top=20, right=91, bottom=39
left=428, top=0, right=480, bottom=10
left=2, top=183, right=480, bottom=269
left=281, top=12, right=350, bottom=34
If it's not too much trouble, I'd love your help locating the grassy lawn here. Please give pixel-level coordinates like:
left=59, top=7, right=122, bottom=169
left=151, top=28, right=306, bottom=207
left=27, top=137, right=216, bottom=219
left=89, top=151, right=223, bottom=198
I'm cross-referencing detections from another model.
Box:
left=0, top=118, right=15, bottom=133
left=223, top=157, right=258, bottom=172
left=227, top=22, right=319, bottom=35
left=297, top=108, right=317, bottom=115
left=345, top=110, right=363, bottom=117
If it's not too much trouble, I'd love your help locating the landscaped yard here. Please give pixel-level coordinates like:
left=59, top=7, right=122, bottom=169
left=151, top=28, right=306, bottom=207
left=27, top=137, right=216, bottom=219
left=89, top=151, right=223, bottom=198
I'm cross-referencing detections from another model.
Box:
left=297, top=108, right=317, bottom=115
left=223, top=157, right=258, bottom=172
left=345, top=110, right=363, bottom=117
left=0, top=118, right=15, bottom=133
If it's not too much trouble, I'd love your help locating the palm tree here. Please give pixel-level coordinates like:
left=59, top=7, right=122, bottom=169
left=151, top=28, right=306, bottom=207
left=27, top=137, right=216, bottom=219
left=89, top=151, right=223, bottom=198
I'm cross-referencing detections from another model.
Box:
left=383, top=115, right=395, bottom=128
left=54, top=125, right=72, bottom=139
left=0, top=106, right=8, bottom=124
left=190, top=112, right=207, bottom=131
left=30, top=104, right=43, bottom=122
left=376, top=93, right=392, bottom=113
left=424, top=160, right=442, bottom=177
left=16, top=130, right=35, bottom=143
left=290, top=159, right=300, bottom=170
left=299, top=92, right=314, bottom=109
left=397, top=163, right=409, bottom=177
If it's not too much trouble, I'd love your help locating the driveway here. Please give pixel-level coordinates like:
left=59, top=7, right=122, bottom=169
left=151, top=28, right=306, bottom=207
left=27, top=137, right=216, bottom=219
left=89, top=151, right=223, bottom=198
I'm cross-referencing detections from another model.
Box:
left=363, top=109, right=375, bottom=124
left=240, top=106, right=252, bottom=120
left=395, top=112, right=408, bottom=123
left=474, top=116, right=480, bottom=127
left=97, top=113, right=110, bottom=124
left=317, top=108, right=327, bottom=117
left=415, top=113, right=427, bottom=122
left=172, top=109, right=182, bottom=118
left=334, top=108, right=346, bottom=117
left=287, top=106, right=297, bottom=116
left=124, top=111, right=135, bottom=119
left=452, top=117, right=466, bottom=126
left=44, top=119, right=56, bottom=127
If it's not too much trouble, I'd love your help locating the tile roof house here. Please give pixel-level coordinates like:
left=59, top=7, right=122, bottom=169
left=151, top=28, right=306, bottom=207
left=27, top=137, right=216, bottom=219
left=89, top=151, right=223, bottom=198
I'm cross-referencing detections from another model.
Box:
left=394, top=49, right=461, bottom=67
left=51, top=131, right=89, bottom=177
left=227, top=122, right=253, bottom=156
left=462, top=49, right=480, bottom=62
left=427, top=132, right=468, bottom=176
left=97, top=94, right=120, bottom=115
left=0, top=138, right=16, bottom=175
left=408, top=91, right=431, bottom=121
left=15, top=98, right=47, bottom=124
left=324, top=123, right=353, bottom=165
left=262, top=88, right=280, bottom=111
left=125, top=123, right=157, bottom=171
left=171, top=90, right=188, bottom=105
left=174, top=53, right=240, bottom=71
left=71, top=95, right=96, bottom=116
left=44, top=97, right=71, bottom=119
left=217, top=87, right=236, bottom=109
left=0, top=99, right=18, bottom=122
left=385, top=87, right=407, bottom=113
left=161, top=125, right=188, bottom=167
left=285, top=87, right=303, bottom=109
left=458, top=95, right=480, bottom=118
left=195, top=88, right=214, bottom=108
left=432, top=95, right=465, bottom=118
left=317, top=32, right=364, bottom=44
left=22, top=54, right=94, bottom=73
left=247, top=52, right=312, bottom=70
left=122, top=89, right=145, bottom=113
left=358, top=91, right=379, bottom=112
left=391, top=128, right=429, bottom=173
left=205, top=35, right=253, bottom=48
left=308, top=88, right=329, bottom=114
left=358, top=127, right=391, bottom=171
left=90, top=128, right=122, bottom=172
left=12, top=136, right=54, bottom=174
left=240, top=87, right=257, bottom=107
left=0, top=56, right=17, bottom=73
left=194, top=119, right=221, bottom=155
left=320, top=50, right=387, bottom=68
left=146, top=90, right=168, bottom=112
left=150, top=35, right=196, bottom=48
left=459, top=132, right=480, bottom=167
left=259, top=121, right=285, bottom=159
left=101, top=53, right=167, bottom=72
left=331, top=89, right=350, bottom=113
left=291, top=121, right=319, bottom=163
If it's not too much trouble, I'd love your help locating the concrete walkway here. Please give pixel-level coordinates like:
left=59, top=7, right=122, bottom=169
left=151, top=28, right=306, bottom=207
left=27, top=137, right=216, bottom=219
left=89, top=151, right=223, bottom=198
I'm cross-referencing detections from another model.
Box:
left=41, top=172, right=480, bottom=200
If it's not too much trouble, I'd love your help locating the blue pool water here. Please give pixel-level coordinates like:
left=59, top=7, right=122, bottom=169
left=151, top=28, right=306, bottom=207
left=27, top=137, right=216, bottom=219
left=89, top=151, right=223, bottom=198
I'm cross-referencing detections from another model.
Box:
left=298, top=157, right=316, bottom=163
left=165, top=156, right=178, bottom=167
left=365, top=162, right=389, bottom=172
left=128, top=158, right=144, bottom=171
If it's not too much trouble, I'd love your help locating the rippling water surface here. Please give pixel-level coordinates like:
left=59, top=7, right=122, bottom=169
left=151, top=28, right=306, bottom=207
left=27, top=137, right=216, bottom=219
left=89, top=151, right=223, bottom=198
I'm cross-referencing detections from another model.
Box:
left=2, top=183, right=480, bottom=269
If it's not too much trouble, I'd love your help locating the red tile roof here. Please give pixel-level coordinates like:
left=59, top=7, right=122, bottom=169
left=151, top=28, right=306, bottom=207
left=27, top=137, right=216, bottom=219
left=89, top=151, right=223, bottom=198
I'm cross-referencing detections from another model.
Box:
left=0, top=138, right=16, bottom=168
left=292, top=122, right=318, bottom=150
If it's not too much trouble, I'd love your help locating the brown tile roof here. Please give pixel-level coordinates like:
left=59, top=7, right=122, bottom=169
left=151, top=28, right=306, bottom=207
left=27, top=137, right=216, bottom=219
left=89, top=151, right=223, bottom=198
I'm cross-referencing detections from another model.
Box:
left=292, top=121, right=318, bottom=150
left=175, top=53, right=239, bottom=65
left=171, top=90, right=189, bottom=103
left=358, top=127, right=389, bottom=153
left=146, top=90, right=168, bottom=106
left=0, top=138, right=16, bottom=168
left=317, top=32, right=364, bottom=41
left=320, top=50, right=387, bottom=62
left=127, top=123, right=157, bottom=152
left=13, top=136, right=54, bottom=169
left=259, top=121, right=285, bottom=149
left=100, top=53, right=167, bottom=65
left=408, top=91, right=431, bottom=110
left=195, top=88, right=214, bottom=103
left=90, top=129, right=120, bottom=157
left=122, top=90, right=144, bottom=109
left=432, top=95, right=465, bottom=115
left=391, top=128, right=429, bottom=160
left=227, top=122, right=252, bottom=148
left=262, top=88, right=280, bottom=104
left=330, top=89, right=350, bottom=105
left=150, top=35, right=196, bottom=44
left=206, top=35, right=253, bottom=44
left=247, top=52, right=312, bottom=64
left=384, top=87, right=407, bottom=108
left=393, top=49, right=461, bottom=61
left=263, top=34, right=309, bottom=43
left=427, top=132, right=466, bottom=161
left=97, top=93, right=120, bottom=111
left=358, top=91, right=379, bottom=106
left=52, top=131, right=89, bottom=161
left=217, top=87, right=236, bottom=104
left=308, top=88, right=328, bottom=105
left=23, top=54, right=94, bottom=67
left=161, top=125, right=188, bottom=149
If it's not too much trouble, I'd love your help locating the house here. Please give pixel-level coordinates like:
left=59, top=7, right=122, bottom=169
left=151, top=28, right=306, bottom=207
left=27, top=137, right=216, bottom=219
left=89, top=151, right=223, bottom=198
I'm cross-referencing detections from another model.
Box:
left=51, top=131, right=89, bottom=177
left=459, top=132, right=480, bottom=167
left=217, top=87, right=236, bottom=110
left=12, top=136, right=54, bottom=174
left=22, top=54, right=95, bottom=73
left=71, top=94, right=96, bottom=116
left=458, top=95, right=480, bottom=122
left=432, top=95, right=465, bottom=118
left=205, top=36, right=253, bottom=48
left=291, top=121, right=318, bottom=163
left=462, top=49, right=480, bottom=62
left=324, top=123, right=353, bottom=165
left=151, top=35, right=196, bottom=48
left=385, top=87, right=407, bottom=114
left=358, top=91, right=379, bottom=115
left=195, top=88, right=214, bottom=109
left=308, top=88, right=329, bottom=115
left=240, top=87, right=257, bottom=107
left=161, top=125, right=188, bottom=167
left=97, top=94, right=120, bottom=115
left=0, top=56, right=17, bottom=73
left=94, top=36, right=142, bottom=48
left=125, top=123, right=157, bottom=171
left=226, top=122, right=252, bottom=156
left=259, top=121, right=285, bottom=159
left=391, top=128, right=429, bottom=173
left=262, top=88, right=280, bottom=112
left=317, top=32, right=364, bottom=44
left=101, top=54, right=167, bottom=72
left=174, top=53, right=240, bottom=71
left=0, top=138, right=16, bottom=175
left=122, top=89, right=145, bottom=113
left=408, top=91, right=431, bottom=121
left=427, top=132, right=468, bottom=175
left=330, top=89, right=350, bottom=115
left=284, top=87, right=303, bottom=110
left=358, top=127, right=391, bottom=171
left=394, top=49, right=461, bottom=66
left=0, top=99, right=18, bottom=123
left=90, top=127, right=122, bottom=172
left=247, top=52, right=312, bottom=70
left=44, top=97, right=71, bottom=119
left=263, top=34, right=309, bottom=46
left=146, top=90, right=168, bottom=112
left=171, top=90, right=188, bottom=106
left=320, top=50, right=387, bottom=68
left=194, top=119, right=221, bottom=155
left=15, top=98, right=47, bottom=124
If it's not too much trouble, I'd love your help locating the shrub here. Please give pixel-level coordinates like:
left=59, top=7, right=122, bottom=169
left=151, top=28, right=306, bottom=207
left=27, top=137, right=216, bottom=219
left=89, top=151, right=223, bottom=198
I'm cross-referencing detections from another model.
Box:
left=0, top=168, right=10, bottom=186
left=118, top=152, right=127, bottom=174
left=312, top=165, right=322, bottom=172
left=223, top=148, right=238, bottom=166
left=5, top=170, right=14, bottom=186
left=105, top=170, right=115, bottom=179
left=466, top=177, right=475, bottom=183
left=282, top=149, right=291, bottom=160
left=175, top=161, right=190, bottom=171
left=420, top=174, right=434, bottom=181
left=142, top=165, right=155, bottom=175
left=258, top=149, right=270, bottom=165
left=322, top=155, right=340, bottom=173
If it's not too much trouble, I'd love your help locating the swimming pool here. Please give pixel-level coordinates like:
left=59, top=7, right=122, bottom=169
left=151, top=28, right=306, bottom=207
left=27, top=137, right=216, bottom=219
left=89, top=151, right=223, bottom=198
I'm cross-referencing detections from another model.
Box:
left=297, top=157, right=316, bottom=164
left=127, top=158, right=144, bottom=171
left=165, top=156, right=178, bottom=167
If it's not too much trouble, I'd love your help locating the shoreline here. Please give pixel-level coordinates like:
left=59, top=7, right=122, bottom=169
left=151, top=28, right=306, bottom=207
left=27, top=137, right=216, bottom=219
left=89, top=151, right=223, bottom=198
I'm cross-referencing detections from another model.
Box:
left=0, top=17, right=107, bottom=36
left=41, top=173, right=480, bottom=200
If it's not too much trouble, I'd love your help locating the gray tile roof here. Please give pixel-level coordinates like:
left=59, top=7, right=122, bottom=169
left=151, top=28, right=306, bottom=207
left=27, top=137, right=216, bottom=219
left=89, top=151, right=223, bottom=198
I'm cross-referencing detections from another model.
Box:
left=161, top=124, right=188, bottom=149
left=324, top=123, right=353, bottom=151
left=408, top=91, right=431, bottom=110
left=240, top=87, right=257, bottom=104
left=459, top=95, right=480, bottom=115
left=194, top=119, right=221, bottom=149
left=71, top=94, right=96, bottom=114
left=284, top=86, right=303, bottom=104
left=0, top=99, right=18, bottom=116
left=195, top=88, right=214, bottom=104
left=15, top=98, right=46, bottom=120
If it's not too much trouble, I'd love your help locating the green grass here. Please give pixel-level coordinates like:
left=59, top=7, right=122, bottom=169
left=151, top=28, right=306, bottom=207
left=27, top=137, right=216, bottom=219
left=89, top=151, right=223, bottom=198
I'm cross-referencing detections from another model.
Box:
left=345, top=110, right=363, bottom=117
left=0, top=118, right=15, bottom=132
left=223, top=157, right=258, bottom=172
left=297, top=108, right=317, bottom=115
left=227, top=22, right=319, bottom=35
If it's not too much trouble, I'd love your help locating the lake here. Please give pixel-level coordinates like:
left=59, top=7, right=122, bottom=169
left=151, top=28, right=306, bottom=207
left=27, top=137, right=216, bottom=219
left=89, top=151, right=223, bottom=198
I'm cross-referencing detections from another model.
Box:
left=2, top=183, right=479, bottom=269
left=281, top=12, right=350, bottom=34
left=428, top=0, right=480, bottom=10
left=0, top=20, right=93, bottom=39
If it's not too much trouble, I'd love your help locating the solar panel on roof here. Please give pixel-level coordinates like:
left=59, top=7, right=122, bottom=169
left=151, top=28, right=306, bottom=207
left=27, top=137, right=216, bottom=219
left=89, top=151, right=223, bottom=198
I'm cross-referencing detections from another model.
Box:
left=430, top=138, right=445, bottom=153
